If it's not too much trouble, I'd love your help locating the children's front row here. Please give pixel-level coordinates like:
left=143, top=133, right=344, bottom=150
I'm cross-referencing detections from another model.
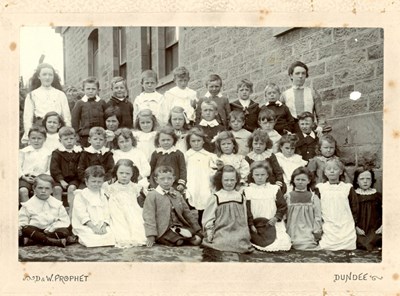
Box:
left=19, top=160, right=381, bottom=253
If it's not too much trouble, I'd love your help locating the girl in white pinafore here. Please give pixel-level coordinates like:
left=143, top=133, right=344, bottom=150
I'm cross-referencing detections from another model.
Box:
left=104, top=159, right=147, bottom=248
left=245, top=161, right=291, bottom=252
left=316, top=158, right=357, bottom=250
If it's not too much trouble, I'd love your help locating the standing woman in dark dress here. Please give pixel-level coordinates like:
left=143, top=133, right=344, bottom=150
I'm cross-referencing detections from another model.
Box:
left=353, top=167, right=382, bottom=251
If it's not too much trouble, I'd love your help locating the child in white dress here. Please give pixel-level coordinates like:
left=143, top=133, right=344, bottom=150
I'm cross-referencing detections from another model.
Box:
left=72, top=166, right=115, bottom=247
left=163, top=66, right=197, bottom=123
left=112, top=128, right=150, bottom=185
left=132, top=109, right=158, bottom=162
left=104, top=159, right=147, bottom=248
left=316, top=158, right=358, bottom=250
left=185, top=127, right=218, bottom=226
left=245, top=161, right=291, bottom=252
left=213, top=131, right=250, bottom=186
left=275, top=133, right=308, bottom=191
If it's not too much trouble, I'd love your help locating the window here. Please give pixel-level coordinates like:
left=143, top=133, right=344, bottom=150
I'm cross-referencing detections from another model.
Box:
left=118, top=27, right=127, bottom=79
left=88, top=29, right=99, bottom=77
left=142, top=27, right=179, bottom=85
left=164, top=27, right=179, bottom=76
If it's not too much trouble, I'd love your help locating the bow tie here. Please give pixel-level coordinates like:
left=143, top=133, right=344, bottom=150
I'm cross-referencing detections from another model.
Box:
left=88, top=97, right=96, bottom=102
left=163, top=189, right=177, bottom=197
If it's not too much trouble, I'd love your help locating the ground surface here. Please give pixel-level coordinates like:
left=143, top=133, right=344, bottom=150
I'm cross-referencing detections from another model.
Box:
left=19, top=244, right=382, bottom=263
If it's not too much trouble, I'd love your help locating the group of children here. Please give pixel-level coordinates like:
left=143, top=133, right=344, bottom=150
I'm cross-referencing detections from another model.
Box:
left=19, top=61, right=382, bottom=254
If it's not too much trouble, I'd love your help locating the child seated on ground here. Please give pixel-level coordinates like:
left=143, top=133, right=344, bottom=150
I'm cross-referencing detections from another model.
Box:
left=72, top=76, right=106, bottom=147
left=263, top=83, right=294, bottom=134
left=245, top=161, right=291, bottom=252
left=19, top=174, right=70, bottom=248
left=196, top=74, right=231, bottom=128
left=164, top=66, right=197, bottom=124
left=285, top=167, right=322, bottom=250
left=105, top=159, right=147, bottom=248
left=72, top=165, right=115, bottom=247
left=196, top=99, right=225, bottom=153
left=143, top=166, right=202, bottom=247
left=202, top=165, right=253, bottom=253
left=295, top=111, right=319, bottom=161
left=19, top=126, right=52, bottom=204
left=228, top=110, right=251, bottom=156
left=133, top=70, right=167, bottom=126
left=230, top=79, right=260, bottom=132
left=105, top=76, right=133, bottom=128
left=315, top=159, right=358, bottom=250
left=257, top=107, right=281, bottom=153
left=50, top=127, right=82, bottom=214
left=353, top=167, right=382, bottom=251
left=77, top=127, right=114, bottom=186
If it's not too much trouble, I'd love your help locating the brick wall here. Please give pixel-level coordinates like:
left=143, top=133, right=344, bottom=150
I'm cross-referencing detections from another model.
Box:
left=60, top=27, right=383, bottom=187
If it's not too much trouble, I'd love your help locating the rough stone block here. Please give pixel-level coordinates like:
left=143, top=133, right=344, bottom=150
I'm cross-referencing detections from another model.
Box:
left=309, top=28, right=333, bottom=48
left=375, top=60, right=383, bottom=76
left=320, top=88, right=337, bottom=101
left=301, top=50, right=318, bottom=64
left=249, top=69, right=264, bottom=83
left=367, top=44, right=383, bottom=60
left=333, top=97, right=368, bottom=117
left=326, top=49, right=367, bottom=73
left=334, top=63, right=375, bottom=85
left=312, top=74, right=334, bottom=90
left=321, top=103, right=333, bottom=118
left=292, top=38, right=311, bottom=56
left=368, top=92, right=384, bottom=112
left=354, top=79, right=383, bottom=95
left=347, top=29, right=380, bottom=50
left=318, top=41, right=346, bottom=60
left=329, top=112, right=382, bottom=145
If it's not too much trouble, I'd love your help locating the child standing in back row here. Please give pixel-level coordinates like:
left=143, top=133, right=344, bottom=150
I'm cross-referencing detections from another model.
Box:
left=133, top=70, right=167, bottom=127
left=105, top=77, right=133, bottom=128
left=72, top=77, right=106, bottom=147
left=164, top=66, right=197, bottom=123
left=195, top=74, right=231, bottom=128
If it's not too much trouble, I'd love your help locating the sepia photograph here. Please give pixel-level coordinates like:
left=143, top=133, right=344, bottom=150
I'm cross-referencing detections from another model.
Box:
left=18, top=26, right=383, bottom=263
left=2, top=1, right=400, bottom=294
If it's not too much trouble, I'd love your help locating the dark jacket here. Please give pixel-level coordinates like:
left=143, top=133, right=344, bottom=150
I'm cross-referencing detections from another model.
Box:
left=230, top=99, right=260, bottom=132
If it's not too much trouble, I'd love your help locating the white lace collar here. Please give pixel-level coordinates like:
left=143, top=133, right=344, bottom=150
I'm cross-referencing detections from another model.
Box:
left=155, top=146, right=177, bottom=154
left=199, top=119, right=219, bottom=127
left=247, top=150, right=272, bottom=161
left=355, top=188, right=377, bottom=195
left=205, top=92, right=222, bottom=98
left=84, top=146, right=110, bottom=155
left=265, top=100, right=282, bottom=106
left=58, top=145, right=83, bottom=153
left=81, top=95, right=101, bottom=102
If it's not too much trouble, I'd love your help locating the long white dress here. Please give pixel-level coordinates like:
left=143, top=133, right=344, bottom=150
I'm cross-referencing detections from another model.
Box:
left=275, top=152, right=308, bottom=191
left=316, top=182, right=357, bottom=250
left=72, top=188, right=115, bottom=247
left=44, top=133, right=62, bottom=152
left=245, top=183, right=291, bottom=251
left=132, top=130, right=157, bottom=162
left=185, top=148, right=217, bottom=210
left=105, top=182, right=147, bottom=248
